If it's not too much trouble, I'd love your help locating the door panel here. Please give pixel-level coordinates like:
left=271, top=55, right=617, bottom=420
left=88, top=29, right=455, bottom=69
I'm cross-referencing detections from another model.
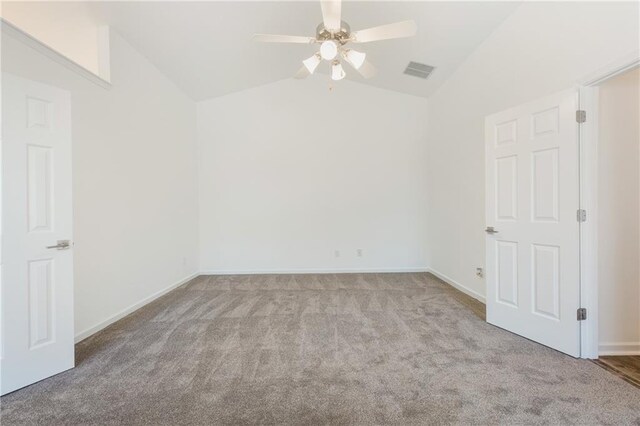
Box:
left=2, top=74, right=74, bottom=395
left=496, top=240, right=518, bottom=307
left=531, top=148, right=559, bottom=222
left=485, top=89, right=580, bottom=357
left=27, top=145, right=54, bottom=232
left=28, top=258, right=55, bottom=348
left=496, top=155, right=518, bottom=221
left=531, top=243, right=560, bottom=320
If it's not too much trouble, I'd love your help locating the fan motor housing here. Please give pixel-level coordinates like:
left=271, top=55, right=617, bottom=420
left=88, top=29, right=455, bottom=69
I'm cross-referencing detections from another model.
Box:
left=316, top=21, right=351, bottom=44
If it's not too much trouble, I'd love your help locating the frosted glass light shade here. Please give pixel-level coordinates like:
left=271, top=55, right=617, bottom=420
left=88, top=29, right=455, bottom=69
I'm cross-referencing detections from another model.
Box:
left=331, top=61, right=346, bottom=81
left=344, top=49, right=366, bottom=69
left=320, top=40, right=338, bottom=60
left=303, top=54, right=321, bottom=74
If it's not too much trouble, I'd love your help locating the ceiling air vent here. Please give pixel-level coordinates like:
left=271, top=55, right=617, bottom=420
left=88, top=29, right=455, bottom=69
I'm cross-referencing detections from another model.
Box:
left=404, top=62, right=434, bottom=79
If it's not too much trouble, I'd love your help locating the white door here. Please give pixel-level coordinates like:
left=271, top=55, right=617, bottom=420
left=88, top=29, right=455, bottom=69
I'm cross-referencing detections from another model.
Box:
left=1, top=74, right=74, bottom=395
left=485, top=89, right=581, bottom=357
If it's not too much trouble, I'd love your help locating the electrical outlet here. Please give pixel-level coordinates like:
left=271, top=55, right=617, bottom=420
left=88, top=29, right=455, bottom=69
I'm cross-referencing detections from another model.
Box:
left=476, top=267, right=484, bottom=278
left=357, top=249, right=363, bottom=257
left=334, top=250, right=340, bottom=258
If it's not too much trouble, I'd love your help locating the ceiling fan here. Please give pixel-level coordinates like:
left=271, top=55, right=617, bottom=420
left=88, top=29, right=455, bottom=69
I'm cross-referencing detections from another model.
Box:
left=253, top=0, right=417, bottom=81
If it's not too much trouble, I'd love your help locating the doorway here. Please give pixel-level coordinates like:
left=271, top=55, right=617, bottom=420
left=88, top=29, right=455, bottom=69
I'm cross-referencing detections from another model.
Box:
left=591, top=66, right=640, bottom=385
left=483, top=59, right=640, bottom=362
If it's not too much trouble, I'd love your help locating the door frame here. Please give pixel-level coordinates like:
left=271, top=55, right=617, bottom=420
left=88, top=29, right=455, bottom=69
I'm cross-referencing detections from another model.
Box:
left=577, top=50, right=640, bottom=359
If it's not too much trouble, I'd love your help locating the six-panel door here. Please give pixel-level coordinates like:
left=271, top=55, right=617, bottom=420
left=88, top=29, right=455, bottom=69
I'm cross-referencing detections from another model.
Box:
left=1, top=74, right=74, bottom=395
left=485, top=90, right=581, bottom=357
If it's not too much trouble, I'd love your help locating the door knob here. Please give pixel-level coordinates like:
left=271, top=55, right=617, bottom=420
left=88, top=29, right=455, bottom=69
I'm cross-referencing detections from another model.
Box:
left=485, top=227, right=498, bottom=234
left=46, top=240, right=71, bottom=250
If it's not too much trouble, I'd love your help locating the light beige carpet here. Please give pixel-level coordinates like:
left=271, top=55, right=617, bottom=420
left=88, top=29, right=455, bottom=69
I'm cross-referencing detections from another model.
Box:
left=1, top=273, right=639, bottom=425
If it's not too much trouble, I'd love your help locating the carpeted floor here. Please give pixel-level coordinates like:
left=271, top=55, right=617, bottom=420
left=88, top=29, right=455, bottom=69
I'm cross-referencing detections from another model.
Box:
left=2, top=273, right=639, bottom=425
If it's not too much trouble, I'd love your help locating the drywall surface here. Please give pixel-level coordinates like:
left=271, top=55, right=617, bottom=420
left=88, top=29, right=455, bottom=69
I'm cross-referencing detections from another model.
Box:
left=425, top=1, right=640, bottom=298
left=597, top=67, right=640, bottom=354
left=2, top=30, right=199, bottom=339
left=197, top=77, right=428, bottom=273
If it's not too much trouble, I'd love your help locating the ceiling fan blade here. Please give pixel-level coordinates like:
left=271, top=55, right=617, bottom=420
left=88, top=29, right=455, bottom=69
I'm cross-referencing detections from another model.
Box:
left=351, top=20, right=417, bottom=43
left=343, top=56, right=377, bottom=79
left=355, top=60, right=377, bottom=79
left=321, top=0, right=342, bottom=31
left=294, top=66, right=311, bottom=79
left=253, top=34, right=315, bottom=44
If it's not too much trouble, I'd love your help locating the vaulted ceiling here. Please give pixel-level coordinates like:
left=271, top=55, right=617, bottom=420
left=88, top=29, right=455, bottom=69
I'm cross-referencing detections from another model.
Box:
left=89, top=1, right=520, bottom=100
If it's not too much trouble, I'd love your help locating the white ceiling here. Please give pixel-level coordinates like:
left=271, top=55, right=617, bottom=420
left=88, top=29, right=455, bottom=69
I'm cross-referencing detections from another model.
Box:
left=88, top=1, right=520, bottom=100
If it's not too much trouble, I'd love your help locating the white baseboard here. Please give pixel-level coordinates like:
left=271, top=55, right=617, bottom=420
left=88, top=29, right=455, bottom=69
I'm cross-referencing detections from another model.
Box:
left=74, top=272, right=198, bottom=343
left=426, top=268, right=486, bottom=303
left=199, top=267, right=430, bottom=275
left=599, top=342, right=640, bottom=356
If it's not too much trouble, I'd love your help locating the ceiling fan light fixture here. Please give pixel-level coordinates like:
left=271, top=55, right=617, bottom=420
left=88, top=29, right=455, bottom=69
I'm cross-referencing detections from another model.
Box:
left=302, top=53, right=322, bottom=74
left=253, top=0, right=418, bottom=82
left=320, top=40, right=338, bottom=60
left=331, top=61, right=346, bottom=81
left=343, top=49, right=366, bottom=70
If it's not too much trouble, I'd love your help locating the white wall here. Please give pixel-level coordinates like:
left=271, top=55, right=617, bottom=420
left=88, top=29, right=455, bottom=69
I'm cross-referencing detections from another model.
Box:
left=197, top=77, right=428, bottom=273
left=425, top=1, right=640, bottom=298
left=2, top=30, right=199, bottom=340
left=597, top=67, right=640, bottom=355
left=3, top=0, right=636, bottom=343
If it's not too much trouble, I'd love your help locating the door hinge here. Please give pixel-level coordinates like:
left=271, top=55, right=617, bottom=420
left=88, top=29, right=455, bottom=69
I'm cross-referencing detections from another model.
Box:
left=577, top=209, right=587, bottom=222
left=576, top=110, right=586, bottom=123
left=577, top=308, right=587, bottom=321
